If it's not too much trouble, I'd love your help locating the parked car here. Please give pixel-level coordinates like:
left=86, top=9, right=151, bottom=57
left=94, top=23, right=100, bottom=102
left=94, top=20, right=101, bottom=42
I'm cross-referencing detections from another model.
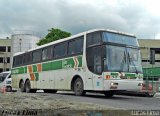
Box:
left=0, top=71, right=12, bottom=92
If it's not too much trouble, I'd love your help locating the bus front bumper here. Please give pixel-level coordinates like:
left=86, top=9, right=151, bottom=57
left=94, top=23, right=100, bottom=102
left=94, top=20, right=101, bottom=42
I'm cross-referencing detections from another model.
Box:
left=104, top=80, right=143, bottom=91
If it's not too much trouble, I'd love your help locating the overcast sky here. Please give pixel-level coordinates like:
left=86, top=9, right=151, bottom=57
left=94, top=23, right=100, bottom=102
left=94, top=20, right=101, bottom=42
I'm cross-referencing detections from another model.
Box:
left=0, top=0, right=160, bottom=39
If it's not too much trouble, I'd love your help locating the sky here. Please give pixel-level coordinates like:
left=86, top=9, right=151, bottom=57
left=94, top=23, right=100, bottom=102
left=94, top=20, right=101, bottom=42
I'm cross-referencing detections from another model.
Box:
left=0, top=0, right=160, bottom=39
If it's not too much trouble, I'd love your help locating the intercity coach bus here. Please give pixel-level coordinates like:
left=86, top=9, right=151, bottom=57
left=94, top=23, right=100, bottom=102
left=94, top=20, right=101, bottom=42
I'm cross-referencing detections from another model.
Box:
left=11, top=29, right=143, bottom=97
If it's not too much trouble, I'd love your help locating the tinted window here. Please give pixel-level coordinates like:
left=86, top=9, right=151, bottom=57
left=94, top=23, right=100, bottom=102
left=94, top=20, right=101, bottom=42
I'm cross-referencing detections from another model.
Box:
left=0, top=73, right=9, bottom=82
left=103, top=32, right=138, bottom=46
left=0, top=57, right=3, bottom=63
left=32, top=50, right=41, bottom=62
left=42, top=47, right=52, bottom=61
left=86, top=31, right=102, bottom=47
left=68, top=36, right=84, bottom=55
left=86, top=46, right=102, bottom=74
left=0, top=46, right=6, bottom=52
left=7, top=57, right=10, bottom=63
left=0, top=68, right=3, bottom=73
left=14, top=55, right=23, bottom=66
left=23, top=52, right=32, bottom=64
left=8, top=46, right=11, bottom=52
left=13, top=57, right=16, bottom=67
left=54, top=42, right=67, bottom=58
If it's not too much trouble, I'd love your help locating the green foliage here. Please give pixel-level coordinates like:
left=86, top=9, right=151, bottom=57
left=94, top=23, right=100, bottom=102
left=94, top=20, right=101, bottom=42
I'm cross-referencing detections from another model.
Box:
left=37, top=28, right=71, bottom=46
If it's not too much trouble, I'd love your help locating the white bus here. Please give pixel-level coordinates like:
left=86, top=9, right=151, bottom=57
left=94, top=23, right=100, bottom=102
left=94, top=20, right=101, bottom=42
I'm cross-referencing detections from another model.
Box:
left=11, top=29, right=143, bottom=97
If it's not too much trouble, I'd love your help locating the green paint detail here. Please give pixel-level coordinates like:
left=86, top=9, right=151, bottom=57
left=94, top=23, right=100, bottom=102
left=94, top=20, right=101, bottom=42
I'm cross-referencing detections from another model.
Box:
left=34, top=73, right=39, bottom=81
left=24, top=66, right=27, bottom=73
left=125, top=73, right=136, bottom=77
left=77, top=56, right=82, bottom=67
left=111, top=72, right=118, bottom=76
left=11, top=55, right=83, bottom=75
left=11, top=67, right=25, bottom=75
left=32, top=65, right=37, bottom=72
left=51, top=60, right=62, bottom=70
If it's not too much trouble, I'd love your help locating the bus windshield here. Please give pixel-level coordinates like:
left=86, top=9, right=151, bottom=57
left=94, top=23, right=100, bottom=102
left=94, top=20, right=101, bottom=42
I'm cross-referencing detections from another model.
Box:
left=104, top=45, right=142, bottom=73
left=102, top=31, right=143, bottom=73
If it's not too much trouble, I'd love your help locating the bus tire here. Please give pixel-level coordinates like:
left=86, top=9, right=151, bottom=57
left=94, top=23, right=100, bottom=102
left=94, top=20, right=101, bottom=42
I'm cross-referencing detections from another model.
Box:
left=20, top=80, right=25, bottom=92
left=73, top=78, right=85, bottom=96
left=25, top=80, right=36, bottom=93
left=104, top=91, right=114, bottom=98
left=44, top=89, right=57, bottom=93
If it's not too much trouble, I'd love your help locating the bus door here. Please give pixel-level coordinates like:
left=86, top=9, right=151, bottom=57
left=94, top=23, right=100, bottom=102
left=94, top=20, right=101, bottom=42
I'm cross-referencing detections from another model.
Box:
left=86, top=46, right=103, bottom=90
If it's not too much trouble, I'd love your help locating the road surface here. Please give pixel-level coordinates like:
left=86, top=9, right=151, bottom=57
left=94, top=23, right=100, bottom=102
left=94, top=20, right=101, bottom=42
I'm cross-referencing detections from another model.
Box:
left=42, top=91, right=160, bottom=110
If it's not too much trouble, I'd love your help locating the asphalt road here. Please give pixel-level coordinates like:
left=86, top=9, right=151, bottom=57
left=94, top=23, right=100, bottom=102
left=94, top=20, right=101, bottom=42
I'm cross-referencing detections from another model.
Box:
left=36, top=91, right=160, bottom=110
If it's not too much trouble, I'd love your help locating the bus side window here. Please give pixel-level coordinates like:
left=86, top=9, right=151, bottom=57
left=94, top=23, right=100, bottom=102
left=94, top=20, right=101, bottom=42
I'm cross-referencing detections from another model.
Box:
left=68, top=36, right=84, bottom=55
left=86, top=32, right=102, bottom=47
left=32, top=50, right=41, bottom=63
left=42, top=48, right=47, bottom=61
left=54, top=42, right=67, bottom=58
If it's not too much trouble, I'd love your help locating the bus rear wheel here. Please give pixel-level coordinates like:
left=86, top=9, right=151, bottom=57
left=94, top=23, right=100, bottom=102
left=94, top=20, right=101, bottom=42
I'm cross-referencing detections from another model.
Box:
left=104, top=91, right=114, bottom=98
left=25, top=80, right=36, bottom=93
left=20, top=81, right=25, bottom=92
left=73, top=78, right=85, bottom=96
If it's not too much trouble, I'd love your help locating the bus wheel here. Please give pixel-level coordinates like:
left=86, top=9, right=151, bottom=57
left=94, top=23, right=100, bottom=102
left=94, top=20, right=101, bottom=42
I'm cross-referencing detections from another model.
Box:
left=74, top=78, right=85, bottom=96
left=44, top=89, right=57, bottom=93
left=104, top=91, right=114, bottom=98
left=20, top=81, right=25, bottom=92
left=25, top=80, right=37, bottom=93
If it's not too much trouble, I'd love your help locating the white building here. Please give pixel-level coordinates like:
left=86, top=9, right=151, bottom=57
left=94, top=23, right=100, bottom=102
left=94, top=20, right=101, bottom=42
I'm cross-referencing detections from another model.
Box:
left=0, top=38, right=11, bottom=72
left=11, top=34, right=40, bottom=55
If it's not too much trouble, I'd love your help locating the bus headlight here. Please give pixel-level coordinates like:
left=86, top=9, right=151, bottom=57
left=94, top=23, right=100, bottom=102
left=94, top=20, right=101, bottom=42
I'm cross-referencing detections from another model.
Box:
left=110, top=82, right=118, bottom=89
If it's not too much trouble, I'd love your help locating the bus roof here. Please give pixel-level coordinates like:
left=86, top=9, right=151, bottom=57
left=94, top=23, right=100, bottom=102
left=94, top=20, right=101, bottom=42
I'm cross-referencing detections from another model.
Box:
left=13, top=28, right=136, bottom=56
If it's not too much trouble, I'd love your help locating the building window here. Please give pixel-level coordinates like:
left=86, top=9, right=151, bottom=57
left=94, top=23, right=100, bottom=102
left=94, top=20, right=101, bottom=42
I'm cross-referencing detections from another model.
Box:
left=0, top=68, right=3, bottom=73
left=0, top=57, right=3, bottom=63
left=6, top=68, right=10, bottom=71
left=0, top=46, right=6, bottom=52
left=8, top=46, right=11, bottom=52
left=7, top=57, right=10, bottom=63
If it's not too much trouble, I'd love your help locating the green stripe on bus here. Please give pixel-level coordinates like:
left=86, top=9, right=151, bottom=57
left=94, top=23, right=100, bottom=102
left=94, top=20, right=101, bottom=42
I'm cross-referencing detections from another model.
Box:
left=77, top=56, right=82, bottom=67
left=11, top=67, right=25, bottom=75
left=24, top=66, right=27, bottom=73
left=125, top=73, right=136, bottom=77
left=111, top=72, right=118, bottom=76
left=12, top=56, right=82, bottom=75
left=34, top=73, right=39, bottom=81
left=33, top=65, right=37, bottom=72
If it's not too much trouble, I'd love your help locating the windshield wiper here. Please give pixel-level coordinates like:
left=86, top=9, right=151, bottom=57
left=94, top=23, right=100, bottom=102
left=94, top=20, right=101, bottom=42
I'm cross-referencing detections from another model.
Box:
left=120, top=51, right=127, bottom=72
left=128, top=53, right=138, bottom=74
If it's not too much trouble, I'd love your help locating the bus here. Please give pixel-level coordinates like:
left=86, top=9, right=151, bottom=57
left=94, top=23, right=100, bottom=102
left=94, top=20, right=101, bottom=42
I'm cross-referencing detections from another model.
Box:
left=11, top=29, right=143, bottom=97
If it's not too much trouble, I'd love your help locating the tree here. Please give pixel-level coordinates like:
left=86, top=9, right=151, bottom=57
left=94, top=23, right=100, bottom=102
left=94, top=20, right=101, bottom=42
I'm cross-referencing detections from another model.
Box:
left=37, top=28, right=71, bottom=46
